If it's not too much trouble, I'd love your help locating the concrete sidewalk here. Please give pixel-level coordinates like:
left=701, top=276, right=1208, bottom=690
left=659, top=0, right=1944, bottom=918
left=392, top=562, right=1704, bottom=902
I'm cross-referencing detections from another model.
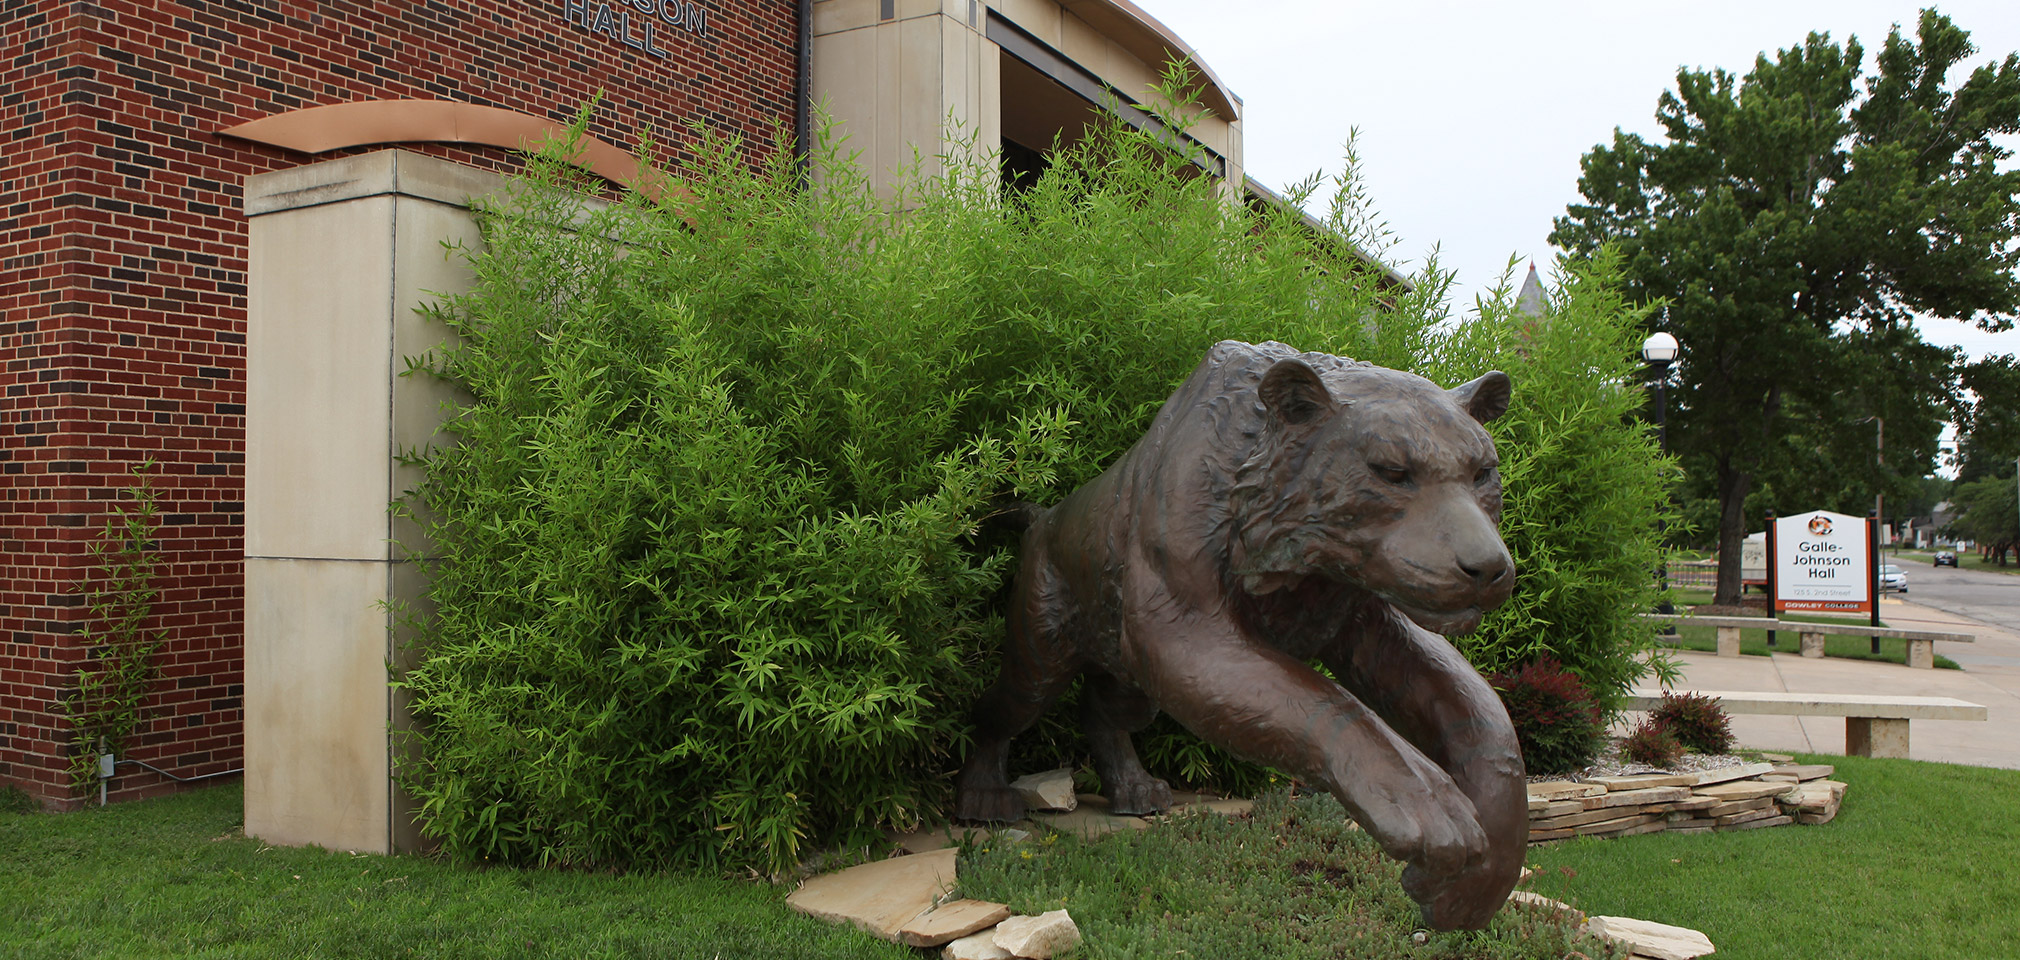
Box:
left=1640, top=596, right=2020, bottom=770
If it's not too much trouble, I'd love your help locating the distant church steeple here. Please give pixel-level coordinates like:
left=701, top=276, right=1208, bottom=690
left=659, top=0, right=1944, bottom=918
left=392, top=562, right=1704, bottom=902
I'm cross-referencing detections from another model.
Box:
left=1516, top=262, right=1547, bottom=317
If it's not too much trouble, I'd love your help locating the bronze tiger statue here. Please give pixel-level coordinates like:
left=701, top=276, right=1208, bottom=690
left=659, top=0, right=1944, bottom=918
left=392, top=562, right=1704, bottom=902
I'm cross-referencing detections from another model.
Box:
left=955, top=340, right=1526, bottom=930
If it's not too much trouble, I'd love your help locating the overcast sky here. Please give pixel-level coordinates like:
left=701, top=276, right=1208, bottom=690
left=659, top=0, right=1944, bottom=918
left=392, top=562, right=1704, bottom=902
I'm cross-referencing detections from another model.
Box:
left=1144, top=0, right=2020, bottom=363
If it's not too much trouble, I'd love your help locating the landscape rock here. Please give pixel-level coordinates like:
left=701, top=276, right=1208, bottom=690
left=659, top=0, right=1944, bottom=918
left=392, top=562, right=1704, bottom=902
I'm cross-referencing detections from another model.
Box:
left=899, top=899, right=1014, bottom=948
left=1585, top=915, right=1716, bottom=960
left=1010, top=769, right=1078, bottom=812
left=1718, top=814, right=1793, bottom=831
left=1529, top=798, right=1582, bottom=817
left=1587, top=773, right=1697, bottom=791
left=1759, top=752, right=1795, bottom=762
left=1689, top=762, right=1774, bottom=785
left=1772, top=763, right=1834, bottom=781
left=1703, top=796, right=1772, bottom=819
left=991, top=910, right=1082, bottom=958
left=943, top=930, right=1013, bottom=960
left=1584, top=786, right=1691, bottom=809
left=1527, top=781, right=1607, bottom=801
left=1715, top=806, right=1780, bottom=827
left=786, top=847, right=957, bottom=942
left=1694, top=780, right=1798, bottom=802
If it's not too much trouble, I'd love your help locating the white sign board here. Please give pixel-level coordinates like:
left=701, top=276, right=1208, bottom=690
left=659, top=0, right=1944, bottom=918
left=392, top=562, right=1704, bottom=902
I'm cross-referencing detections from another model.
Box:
left=1772, top=510, right=1872, bottom=614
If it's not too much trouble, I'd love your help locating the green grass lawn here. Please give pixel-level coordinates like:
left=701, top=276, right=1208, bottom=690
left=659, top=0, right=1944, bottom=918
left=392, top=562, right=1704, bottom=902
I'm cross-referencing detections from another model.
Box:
left=0, top=784, right=910, bottom=959
left=1653, top=588, right=1961, bottom=668
left=1525, top=754, right=2020, bottom=960
left=12, top=759, right=2018, bottom=959
left=1660, top=619, right=1961, bottom=669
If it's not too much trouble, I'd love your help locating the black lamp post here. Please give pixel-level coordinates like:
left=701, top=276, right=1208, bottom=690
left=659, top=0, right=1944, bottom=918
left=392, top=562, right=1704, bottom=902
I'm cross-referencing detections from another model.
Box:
left=1644, top=332, right=1680, bottom=619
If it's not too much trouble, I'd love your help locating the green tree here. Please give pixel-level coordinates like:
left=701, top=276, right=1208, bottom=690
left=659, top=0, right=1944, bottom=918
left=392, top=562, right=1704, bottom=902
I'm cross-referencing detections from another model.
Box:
left=1949, top=473, right=2018, bottom=565
left=1957, top=354, right=2020, bottom=482
left=1551, top=9, right=2020, bottom=603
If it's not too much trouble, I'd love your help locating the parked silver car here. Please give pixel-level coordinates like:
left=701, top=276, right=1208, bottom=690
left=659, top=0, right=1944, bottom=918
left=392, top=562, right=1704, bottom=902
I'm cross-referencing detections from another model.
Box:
left=1880, top=564, right=1909, bottom=592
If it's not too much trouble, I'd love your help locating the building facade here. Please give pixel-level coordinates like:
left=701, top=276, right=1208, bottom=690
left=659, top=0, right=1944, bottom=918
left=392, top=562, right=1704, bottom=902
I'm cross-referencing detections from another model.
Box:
left=1, top=0, right=1262, bottom=822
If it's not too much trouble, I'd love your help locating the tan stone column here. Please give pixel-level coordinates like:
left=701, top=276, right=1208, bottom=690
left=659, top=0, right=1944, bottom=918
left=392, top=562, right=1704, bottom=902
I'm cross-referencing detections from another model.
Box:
left=242, top=150, right=498, bottom=854
left=812, top=0, right=1002, bottom=190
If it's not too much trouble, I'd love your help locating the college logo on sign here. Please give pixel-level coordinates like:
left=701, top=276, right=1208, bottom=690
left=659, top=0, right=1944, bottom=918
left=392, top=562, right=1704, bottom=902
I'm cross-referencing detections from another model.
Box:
left=1808, top=515, right=1832, bottom=536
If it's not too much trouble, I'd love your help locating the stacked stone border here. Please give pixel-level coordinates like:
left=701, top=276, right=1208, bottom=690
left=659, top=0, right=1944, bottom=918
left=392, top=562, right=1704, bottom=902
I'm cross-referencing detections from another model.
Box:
left=1528, top=761, right=1847, bottom=844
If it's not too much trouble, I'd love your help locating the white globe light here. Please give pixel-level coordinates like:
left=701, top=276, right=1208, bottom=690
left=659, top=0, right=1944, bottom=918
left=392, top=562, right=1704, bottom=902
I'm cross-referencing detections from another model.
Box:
left=1642, top=331, right=1680, bottom=363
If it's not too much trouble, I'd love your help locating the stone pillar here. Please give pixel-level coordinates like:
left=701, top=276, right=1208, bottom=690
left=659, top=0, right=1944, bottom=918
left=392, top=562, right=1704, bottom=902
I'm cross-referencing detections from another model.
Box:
left=1845, top=717, right=1910, bottom=759
left=1715, top=626, right=1740, bottom=658
left=812, top=0, right=1002, bottom=190
left=1906, top=639, right=1934, bottom=670
left=1799, top=632, right=1827, bottom=659
left=241, top=150, right=498, bottom=854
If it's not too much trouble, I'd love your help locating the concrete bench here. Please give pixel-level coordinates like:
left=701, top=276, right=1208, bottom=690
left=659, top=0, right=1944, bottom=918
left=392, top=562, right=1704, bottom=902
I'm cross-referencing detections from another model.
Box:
left=1645, top=613, right=1973, bottom=668
left=1623, top=689, right=1988, bottom=759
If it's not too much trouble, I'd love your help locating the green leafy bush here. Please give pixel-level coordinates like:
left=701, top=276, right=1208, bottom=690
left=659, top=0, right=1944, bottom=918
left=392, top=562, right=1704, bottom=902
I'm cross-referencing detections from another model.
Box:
left=1489, top=658, right=1607, bottom=775
left=1651, top=692, right=1735, bottom=754
left=397, top=101, right=1669, bottom=873
left=1426, top=251, right=1678, bottom=704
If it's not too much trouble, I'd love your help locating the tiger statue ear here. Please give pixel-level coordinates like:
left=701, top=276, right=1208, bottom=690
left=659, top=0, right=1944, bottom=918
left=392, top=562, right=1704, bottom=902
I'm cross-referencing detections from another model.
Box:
left=1259, top=359, right=1337, bottom=426
left=1448, top=371, right=1511, bottom=424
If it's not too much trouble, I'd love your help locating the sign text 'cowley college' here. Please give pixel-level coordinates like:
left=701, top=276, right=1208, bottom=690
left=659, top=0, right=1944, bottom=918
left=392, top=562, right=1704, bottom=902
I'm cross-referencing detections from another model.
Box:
left=560, top=0, right=709, bottom=58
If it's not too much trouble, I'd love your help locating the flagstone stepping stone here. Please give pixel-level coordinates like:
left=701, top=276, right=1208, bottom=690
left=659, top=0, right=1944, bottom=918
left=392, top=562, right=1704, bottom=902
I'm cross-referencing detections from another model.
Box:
left=1772, top=763, right=1835, bottom=781
left=1010, top=769, right=1078, bottom=812
left=1167, top=798, right=1254, bottom=818
left=785, top=847, right=957, bottom=942
left=899, top=899, right=1013, bottom=948
left=888, top=823, right=1033, bottom=856
left=1585, top=915, right=1716, bottom=959
left=1029, top=794, right=1154, bottom=839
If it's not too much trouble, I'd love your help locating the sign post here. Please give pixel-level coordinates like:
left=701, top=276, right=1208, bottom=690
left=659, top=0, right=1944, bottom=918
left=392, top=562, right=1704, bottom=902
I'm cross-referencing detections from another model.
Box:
left=1869, top=514, right=1882, bottom=654
left=1764, top=512, right=1777, bottom=649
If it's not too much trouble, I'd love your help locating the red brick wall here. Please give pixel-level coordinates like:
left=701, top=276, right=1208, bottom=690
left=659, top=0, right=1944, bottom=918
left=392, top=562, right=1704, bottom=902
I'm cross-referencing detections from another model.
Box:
left=0, top=0, right=799, bottom=808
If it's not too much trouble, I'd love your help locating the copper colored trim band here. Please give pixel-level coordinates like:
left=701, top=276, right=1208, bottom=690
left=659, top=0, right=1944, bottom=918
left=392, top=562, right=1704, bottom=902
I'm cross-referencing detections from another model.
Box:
left=219, top=100, right=668, bottom=199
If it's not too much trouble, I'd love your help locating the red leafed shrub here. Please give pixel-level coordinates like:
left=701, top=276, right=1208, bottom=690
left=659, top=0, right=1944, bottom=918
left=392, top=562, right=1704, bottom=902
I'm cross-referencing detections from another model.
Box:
left=1651, top=692, right=1735, bottom=754
left=1621, top=718, right=1684, bottom=768
left=1488, top=657, right=1607, bottom=775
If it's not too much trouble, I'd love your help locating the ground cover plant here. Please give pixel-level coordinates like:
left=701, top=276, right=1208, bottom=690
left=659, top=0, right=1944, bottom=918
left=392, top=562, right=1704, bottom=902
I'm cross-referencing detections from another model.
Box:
left=397, top=97, right=1671, bottom=875
left=0, top=784, right=910, bottom=960
left=956, top=788, right=1614, bottom=960
left=1526, top=754, right=2020, bottom=960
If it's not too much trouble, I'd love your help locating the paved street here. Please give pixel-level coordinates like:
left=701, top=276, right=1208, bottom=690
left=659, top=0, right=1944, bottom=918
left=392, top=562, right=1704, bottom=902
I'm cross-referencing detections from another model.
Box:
left=1890, top=560, right=2020, bottom=642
